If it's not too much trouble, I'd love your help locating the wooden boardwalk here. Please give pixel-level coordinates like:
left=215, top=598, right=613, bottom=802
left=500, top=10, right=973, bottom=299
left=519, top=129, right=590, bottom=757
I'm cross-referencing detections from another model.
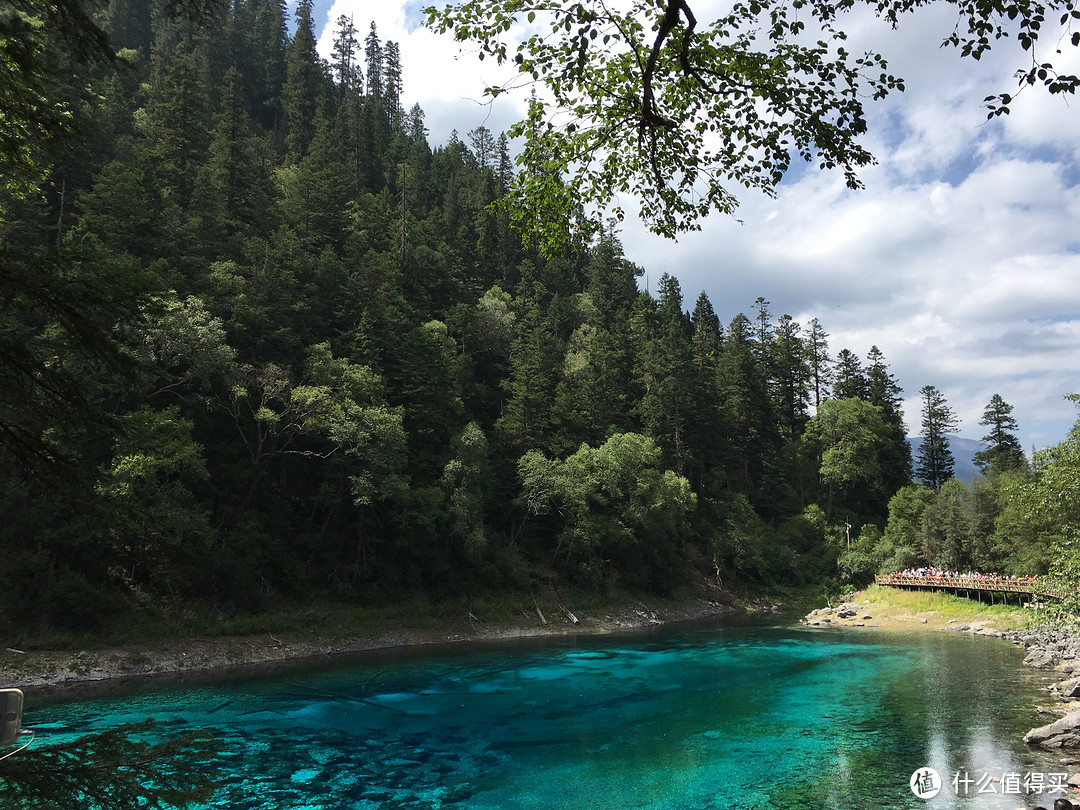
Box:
left=874, top=573, right=1055, bottom=603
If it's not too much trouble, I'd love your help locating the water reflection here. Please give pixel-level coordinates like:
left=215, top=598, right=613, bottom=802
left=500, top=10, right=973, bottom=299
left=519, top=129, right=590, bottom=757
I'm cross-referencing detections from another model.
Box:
left=22, top=621, right=1061, bottom=809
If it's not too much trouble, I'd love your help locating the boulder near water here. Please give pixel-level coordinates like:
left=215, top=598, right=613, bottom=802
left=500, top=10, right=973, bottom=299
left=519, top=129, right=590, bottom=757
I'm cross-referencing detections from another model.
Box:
left=1024, top=710, right=1080, bottom=749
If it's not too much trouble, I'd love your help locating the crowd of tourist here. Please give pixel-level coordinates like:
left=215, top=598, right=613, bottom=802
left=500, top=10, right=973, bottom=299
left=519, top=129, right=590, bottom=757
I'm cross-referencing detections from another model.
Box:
left=888, top=567, right=1039, bottom=584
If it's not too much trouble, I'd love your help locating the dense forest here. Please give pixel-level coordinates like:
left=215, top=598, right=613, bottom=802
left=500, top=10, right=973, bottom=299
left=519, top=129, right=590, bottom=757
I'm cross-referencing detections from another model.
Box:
left=3, top=0, right=1079, bottom=634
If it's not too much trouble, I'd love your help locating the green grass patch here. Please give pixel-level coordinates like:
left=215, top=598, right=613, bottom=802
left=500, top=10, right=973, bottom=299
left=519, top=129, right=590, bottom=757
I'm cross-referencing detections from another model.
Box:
left=858, top=584, right=1036, bottom=630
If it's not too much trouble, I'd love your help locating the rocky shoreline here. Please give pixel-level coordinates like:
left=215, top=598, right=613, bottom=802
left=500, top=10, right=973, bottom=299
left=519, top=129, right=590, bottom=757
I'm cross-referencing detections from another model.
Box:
left=2, top=596, right=746, bottom=698
left=804, top=599, right=1080, bottom=755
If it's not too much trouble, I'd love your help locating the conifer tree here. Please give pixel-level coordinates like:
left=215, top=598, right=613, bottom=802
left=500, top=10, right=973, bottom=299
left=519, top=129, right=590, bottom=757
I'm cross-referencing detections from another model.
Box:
left=383, top=40, right=403, bottom=128
left=365, top=22, right=383, bottom=99
left=143, top=50, right=212, bottom=208
left=496, top=264, right=557, bottom=455
left=633, top=273, right=694, bottom=475
left=194, top=66, right=276, bottom=248
left=865, top=346, right=902, bottom=412
left=974, top=393, right=1027, bottom=473
left=686, top=291, right=724, bottom=490
left=79, top=160, right=162, bottom=258
left=245, top=0, right=288, bottom=136
left=916, top=384, right=959, bottom=491
left=277, top=112, right=350, bottom=249
left=331, top=15, right=362, bottom=95
left=751, top=296, right=772, bottom=367
left=864, top=344, right=913, bottom=503
left=550, top=241, right=636, bottom=451
left=832, top=348, right=868, bottom=401
left=105, top=0, right=154, bottom=55
left=770, top=314, right=811, bottom=440
left=719, top=313, right=781, bottom=502
left=283, top=0, right=324, bottom=159
left=805, top=317, right=831, bottom=408
left=468, top=126, right=498, bottom=171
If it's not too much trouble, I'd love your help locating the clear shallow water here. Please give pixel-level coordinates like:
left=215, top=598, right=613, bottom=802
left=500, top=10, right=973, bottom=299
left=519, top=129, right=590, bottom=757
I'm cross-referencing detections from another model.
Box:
left=22, top=620, right=1062, bottom=809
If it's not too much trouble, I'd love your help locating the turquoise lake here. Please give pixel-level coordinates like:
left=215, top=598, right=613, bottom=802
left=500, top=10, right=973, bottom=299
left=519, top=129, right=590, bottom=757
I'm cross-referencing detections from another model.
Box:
left=20, top=618, right=1066, bottom=809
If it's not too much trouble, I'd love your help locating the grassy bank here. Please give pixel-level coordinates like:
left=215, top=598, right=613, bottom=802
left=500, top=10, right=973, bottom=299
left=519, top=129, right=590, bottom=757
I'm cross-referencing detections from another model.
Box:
left=840, top=584, right=1038, bottom=632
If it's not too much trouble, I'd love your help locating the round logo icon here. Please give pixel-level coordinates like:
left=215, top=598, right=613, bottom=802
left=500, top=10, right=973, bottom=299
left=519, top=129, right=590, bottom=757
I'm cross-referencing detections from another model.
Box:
left=910, top=767, right=942, bottom=800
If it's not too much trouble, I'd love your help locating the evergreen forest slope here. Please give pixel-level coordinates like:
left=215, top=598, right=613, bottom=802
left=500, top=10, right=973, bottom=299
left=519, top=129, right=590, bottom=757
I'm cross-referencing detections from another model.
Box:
left=3, top=0, right=1078, bottom=637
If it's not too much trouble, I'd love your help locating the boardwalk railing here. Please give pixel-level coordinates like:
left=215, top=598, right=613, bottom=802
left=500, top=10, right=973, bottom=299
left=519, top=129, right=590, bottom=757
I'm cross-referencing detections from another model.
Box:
left=874, top=573, right=1059, bottom=603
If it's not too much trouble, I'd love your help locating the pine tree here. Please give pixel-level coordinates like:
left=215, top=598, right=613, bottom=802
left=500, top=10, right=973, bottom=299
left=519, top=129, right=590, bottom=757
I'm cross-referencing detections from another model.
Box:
left=404, top=103, right=428, bottom=141
left=468, top=126, right=498, bottom=170
left=805, top=317, right=831, bottom=407
left=550, top=241, right=637, bottom=451
left=865, top=346, right=902, bottom=414
left=383, top=40, right=403, bottom=128
left=719, top=313, right=782, bottom=507
left=194, top=67, right=276, bottom=249
left=633, top=273, right=694, bottom=475
left=277, top=112, right=349, bottom=249
left=915, top=384, right=959, bottom=490
left=751, top=296, right=772, bottom=366
left=832, top=348, right=868, bottom=401
left=283, top=0, right=325, bottom=159
left=79, top=159, right=161, bottom=258
left=864, top=344, right=913, bottom=504
left=143, top=50, right=212, bottom=209
left=245, top=0, right=287, bottom=136
left=365, top=22, right=383, bottom=99
left=974, top=393, right=1026, bottom=473
left=770, top=314, right=811, bottom=440
left=495, top=264, right=557, bottom=455
left=330, top=15, right=361, bottom=95
left=105, top=0, right=154, bottom=55
left=686, top=291, right=723, bottom=490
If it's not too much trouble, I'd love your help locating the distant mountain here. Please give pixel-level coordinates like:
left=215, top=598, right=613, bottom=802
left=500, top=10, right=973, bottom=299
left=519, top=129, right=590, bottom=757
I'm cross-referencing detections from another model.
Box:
left=906, top=435, right=988, bottom=486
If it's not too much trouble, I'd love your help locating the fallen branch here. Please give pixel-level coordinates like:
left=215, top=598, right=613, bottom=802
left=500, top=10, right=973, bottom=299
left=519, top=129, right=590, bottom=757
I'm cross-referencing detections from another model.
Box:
left=532, top=597, right=547, bottom=625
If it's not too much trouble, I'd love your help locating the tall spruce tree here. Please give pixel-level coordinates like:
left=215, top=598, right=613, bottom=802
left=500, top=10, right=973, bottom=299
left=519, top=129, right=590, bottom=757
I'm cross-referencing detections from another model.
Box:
left=633, top=273, right=694, bottom=475
left=194, top=66, right=276, bottom=249
left=915, top=384, right=959, bottom=491
left=974, top=393, right=1027, bottom=474
left=495, top=264, right=557, bottom=455
left=686, top=291, right=724, bottom=491
left=719, top=313, right=782, bottom=508
left=832, top=348, right=868, bottom=401
left=383, top=40, right=403, bottom=128
left=864, top=345, right=913, bottom=503
left=365, top=22, right=383, bottom=99
left=805, top=317, right=831, bottom=408
left=245, top=0, right=287, bottom=136
left=143, top=49, right=212, bottom=209
left=330, top=15, right=361, bottom=95
left=770, top=314, right=811, bottom=440
left=283, top=0, right=324, bottom=159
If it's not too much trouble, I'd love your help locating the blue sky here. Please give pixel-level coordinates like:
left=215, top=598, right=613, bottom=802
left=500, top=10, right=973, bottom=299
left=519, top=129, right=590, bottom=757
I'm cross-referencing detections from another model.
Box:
left=300, top=0, right=1080, bottom=451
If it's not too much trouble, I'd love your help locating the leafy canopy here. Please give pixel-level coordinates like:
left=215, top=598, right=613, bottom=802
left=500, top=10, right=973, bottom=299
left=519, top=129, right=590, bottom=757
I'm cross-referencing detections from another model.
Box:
left=426, top=0, right=1080, bottom=251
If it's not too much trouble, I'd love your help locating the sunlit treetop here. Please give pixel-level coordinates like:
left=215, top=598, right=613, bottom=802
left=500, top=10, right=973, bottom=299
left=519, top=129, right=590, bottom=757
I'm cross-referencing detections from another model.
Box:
left=425, top=0, right=1080, bottom=253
